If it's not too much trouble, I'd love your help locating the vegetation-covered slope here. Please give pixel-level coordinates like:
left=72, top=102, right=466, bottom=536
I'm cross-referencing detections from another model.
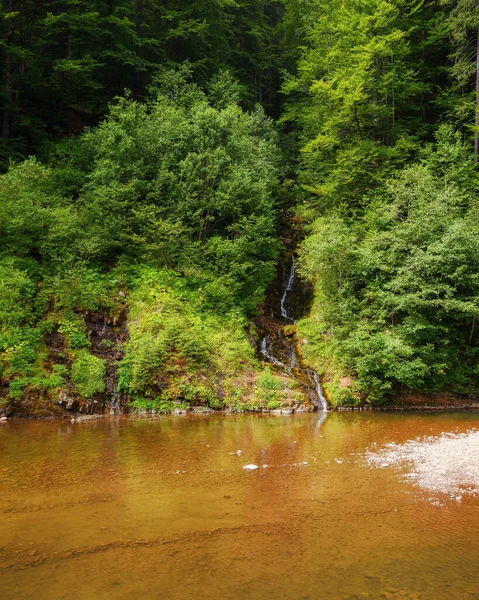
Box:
left=1, top=0, right=479, bottom=414
left=297, top=129, right=479, bottom=404
left=0, top=72, right=306, bottom=416
left=281, top=0, right=479, bottom=405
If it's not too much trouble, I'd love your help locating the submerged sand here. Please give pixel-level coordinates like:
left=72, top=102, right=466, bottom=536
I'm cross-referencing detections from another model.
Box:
left=367, top=429, right=479, bottom=497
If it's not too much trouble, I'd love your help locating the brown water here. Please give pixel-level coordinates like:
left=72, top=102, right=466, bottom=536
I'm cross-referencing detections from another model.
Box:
left=1, top=412, right=479, bottom=600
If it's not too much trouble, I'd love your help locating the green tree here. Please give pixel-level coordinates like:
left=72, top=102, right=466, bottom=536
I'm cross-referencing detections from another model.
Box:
left=298, top=127, right=479, bottom=404
left=282, top=0, right=450, bottom=210
left=442, top=0, right=479, bottom=158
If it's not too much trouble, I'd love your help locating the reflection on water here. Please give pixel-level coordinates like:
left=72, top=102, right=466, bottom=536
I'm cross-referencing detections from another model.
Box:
left=1, top=412, right=479, bottom=599
left=315, top=410, right=328, bottom=432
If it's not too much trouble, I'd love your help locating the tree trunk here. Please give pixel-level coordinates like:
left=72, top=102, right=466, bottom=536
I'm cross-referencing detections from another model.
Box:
left=2, top=1, right=15, bottom=139
left=475, top=25, right=479, bottom=161
left=2, top=53, right=12, bottom=139
left=135, top=0, right=145, bottom=95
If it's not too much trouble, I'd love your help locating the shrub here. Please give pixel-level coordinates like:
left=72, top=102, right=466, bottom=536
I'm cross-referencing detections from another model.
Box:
left=71, top=350, right=106, bottom=397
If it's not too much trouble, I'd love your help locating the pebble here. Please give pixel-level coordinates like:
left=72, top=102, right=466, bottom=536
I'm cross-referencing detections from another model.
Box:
left=367, top=430, right=479, bottom=497
left=243, top=464, right=259, bottom=471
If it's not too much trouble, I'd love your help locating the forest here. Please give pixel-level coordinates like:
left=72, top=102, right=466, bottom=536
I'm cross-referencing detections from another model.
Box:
left=1, top=0, right=479, bottom=414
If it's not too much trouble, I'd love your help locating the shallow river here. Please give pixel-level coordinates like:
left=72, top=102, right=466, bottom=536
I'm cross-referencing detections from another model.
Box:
left=1, top=412, right=479, bottom=600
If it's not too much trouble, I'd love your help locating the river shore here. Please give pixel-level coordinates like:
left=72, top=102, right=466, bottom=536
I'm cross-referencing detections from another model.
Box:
left=2, top=396, right=479, bottom=420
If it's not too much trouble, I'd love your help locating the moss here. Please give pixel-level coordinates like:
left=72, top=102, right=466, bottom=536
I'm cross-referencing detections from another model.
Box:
left=129, top=398, right=177, bottom=413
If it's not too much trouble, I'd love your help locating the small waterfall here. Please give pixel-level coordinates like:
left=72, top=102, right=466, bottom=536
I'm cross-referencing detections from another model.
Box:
left=257, top=251, right=328, bottom=412
left=311, top=371, right=328, bottom=412
left=260, top=335, right=284, bottom=367
left=280, top=257, right=296, bottom=321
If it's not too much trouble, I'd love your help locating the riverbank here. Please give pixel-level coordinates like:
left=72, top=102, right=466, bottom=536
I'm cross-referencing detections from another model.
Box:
left=3, top=396, right=479, bottom=420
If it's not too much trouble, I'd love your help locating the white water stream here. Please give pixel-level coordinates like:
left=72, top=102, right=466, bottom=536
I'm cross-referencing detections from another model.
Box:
left=260, top=255, right=328, bottom=411
left=259, top=335, right=284, bottom=367
left=311, top=371, right=328, bottom=412
left=280, top=256, right=296, bottom=321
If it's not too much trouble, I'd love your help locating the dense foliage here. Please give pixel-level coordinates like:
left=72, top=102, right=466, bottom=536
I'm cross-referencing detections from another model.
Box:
left=283, top=1, right=479, bottom=405
left=0, top=72, right=293, bottom=414
left=2, top=0, right=479, bottom=413
left=0, top=0, right=285, bottom=168
left=298, top=128, right=479, bottom=404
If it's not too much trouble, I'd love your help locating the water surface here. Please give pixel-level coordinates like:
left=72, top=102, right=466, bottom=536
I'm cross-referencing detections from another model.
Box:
left=1, top=412, right=479, bottom=599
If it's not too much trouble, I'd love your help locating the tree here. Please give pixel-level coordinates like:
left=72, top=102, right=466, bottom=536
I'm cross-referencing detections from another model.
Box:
left=282, top=0, right=450, bottom=210
left=298, top=127, right=479, bottom=404
left=444, top=0, right=479, bottom=159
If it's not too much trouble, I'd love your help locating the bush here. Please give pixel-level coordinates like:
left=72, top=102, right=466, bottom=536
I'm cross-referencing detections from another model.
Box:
left=71, top=350, right=106, bottom=398
left=298, top=128, right=479, bottom=403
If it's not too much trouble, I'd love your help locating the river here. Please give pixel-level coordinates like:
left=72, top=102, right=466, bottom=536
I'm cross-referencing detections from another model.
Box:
left=1, top=412, right=479, bottom=599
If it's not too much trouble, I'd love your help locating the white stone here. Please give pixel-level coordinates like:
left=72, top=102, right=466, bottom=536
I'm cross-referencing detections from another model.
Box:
left=243, top=464, right=259, bottom=471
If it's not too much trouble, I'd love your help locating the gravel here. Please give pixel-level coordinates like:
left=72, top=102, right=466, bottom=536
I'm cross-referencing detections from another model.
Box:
left=366, top=429, right=479, bottom=497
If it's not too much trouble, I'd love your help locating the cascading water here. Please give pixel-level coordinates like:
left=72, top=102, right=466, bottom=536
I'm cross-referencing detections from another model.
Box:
left=258, top=253, right=328, bottom=412
left=280, top=256, right=296, bottom=321
left=311, top=371, right=328, bottom=412
left=260, top=335, right=284, bottom=367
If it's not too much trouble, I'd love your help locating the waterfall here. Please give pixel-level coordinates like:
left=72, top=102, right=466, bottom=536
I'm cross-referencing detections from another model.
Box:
left=257, top=251, right=328, bottom=412
left=311, top=371, right=328, bottom=412
left=280, top=257, right=295, bottom=321
left=260, top=335, right=284, bottom=367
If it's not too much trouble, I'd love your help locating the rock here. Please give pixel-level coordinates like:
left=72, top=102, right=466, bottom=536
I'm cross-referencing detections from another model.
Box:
left=66, top=397, right=77, bottom=411
left=243, top=464, right=259, bottom=471
left=58, top=393, right=78, bottom=411
left=0, top=416, right=8, bottom=423
left=118, top=291, right=126, bottom=297
left=174, top=409, right=186, bottom=415
left=236, top=450, right=242, bottom=456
